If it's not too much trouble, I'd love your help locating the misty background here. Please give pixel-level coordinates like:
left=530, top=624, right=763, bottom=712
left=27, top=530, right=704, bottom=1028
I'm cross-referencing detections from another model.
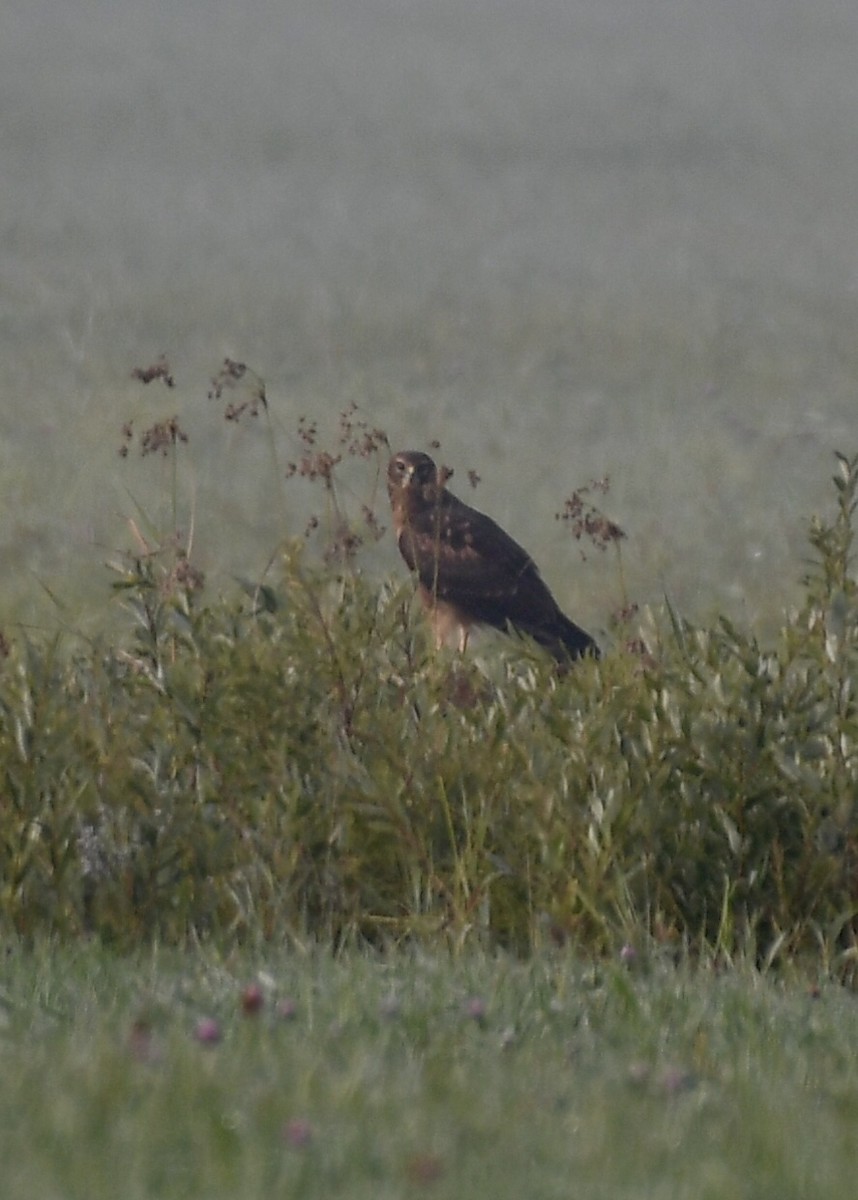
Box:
left=3, top=0, right=858, bottom=638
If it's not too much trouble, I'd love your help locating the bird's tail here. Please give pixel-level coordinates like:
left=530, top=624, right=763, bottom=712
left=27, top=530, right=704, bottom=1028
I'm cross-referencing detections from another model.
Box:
left=532, top=613, right=600, bottom=664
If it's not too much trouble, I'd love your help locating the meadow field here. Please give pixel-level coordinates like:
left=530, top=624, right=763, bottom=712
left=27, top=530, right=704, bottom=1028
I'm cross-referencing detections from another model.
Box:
left=4, top=3, right=858, bottom=1194
left=3, top=943, right=858, bottom=1200
left=4, top=0, right=858, bottom=632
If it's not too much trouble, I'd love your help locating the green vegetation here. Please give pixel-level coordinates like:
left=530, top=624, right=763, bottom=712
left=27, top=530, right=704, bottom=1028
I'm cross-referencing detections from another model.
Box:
left=2, top=942, right=857, bottom=1200
left=2, top=367, right=858, bottom=1196
left=0, top=364, right=856, bottom=973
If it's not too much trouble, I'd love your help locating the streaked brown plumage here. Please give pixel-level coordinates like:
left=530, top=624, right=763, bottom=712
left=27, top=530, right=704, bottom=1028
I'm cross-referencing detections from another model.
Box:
left=387, top=450, right=598, bottom=663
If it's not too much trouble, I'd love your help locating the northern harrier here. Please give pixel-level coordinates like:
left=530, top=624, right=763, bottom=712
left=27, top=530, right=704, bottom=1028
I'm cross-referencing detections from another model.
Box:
left=387, top=450, right=599, bottom=663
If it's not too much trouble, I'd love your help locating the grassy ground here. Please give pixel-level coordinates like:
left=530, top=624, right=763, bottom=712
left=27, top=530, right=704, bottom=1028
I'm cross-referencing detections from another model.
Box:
left=1, top=942, right=856, bottom=1200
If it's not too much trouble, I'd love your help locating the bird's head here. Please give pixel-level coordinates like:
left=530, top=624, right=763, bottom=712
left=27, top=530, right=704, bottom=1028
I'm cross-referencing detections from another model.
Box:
left=387, top=451, right=443, bottom=503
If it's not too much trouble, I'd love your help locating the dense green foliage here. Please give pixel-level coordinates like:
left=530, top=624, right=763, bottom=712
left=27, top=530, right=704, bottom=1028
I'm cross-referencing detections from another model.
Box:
left=1, top=453, right=857, bottom=973
left=3, top=943, right=857, bottom=1200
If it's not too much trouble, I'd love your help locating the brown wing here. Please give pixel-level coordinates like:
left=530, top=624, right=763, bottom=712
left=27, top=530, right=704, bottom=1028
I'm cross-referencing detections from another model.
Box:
left=398, top=492, right=567, bottom=634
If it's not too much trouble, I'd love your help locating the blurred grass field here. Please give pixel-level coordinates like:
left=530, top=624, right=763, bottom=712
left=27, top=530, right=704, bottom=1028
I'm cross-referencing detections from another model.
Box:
left=4, top=1, right=858, bottom=635
left=3, top=942, right=857, bottom=1200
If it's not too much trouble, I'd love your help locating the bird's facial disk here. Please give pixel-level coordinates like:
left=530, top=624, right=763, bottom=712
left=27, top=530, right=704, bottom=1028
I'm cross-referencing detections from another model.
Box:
left=388, top=452, right=437, bottom=491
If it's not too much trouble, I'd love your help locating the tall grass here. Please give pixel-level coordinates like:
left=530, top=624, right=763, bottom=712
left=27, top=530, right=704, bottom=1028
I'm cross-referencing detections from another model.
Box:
left=0, top=360, right=855, bottom=974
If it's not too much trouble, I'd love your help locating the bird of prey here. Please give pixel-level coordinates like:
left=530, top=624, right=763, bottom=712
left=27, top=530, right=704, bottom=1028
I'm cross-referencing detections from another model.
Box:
left=387, top=450, right=599, bottom=663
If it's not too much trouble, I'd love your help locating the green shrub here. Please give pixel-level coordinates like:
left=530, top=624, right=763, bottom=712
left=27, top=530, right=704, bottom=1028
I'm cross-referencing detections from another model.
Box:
left=1, top=423, right=857, bottom=975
